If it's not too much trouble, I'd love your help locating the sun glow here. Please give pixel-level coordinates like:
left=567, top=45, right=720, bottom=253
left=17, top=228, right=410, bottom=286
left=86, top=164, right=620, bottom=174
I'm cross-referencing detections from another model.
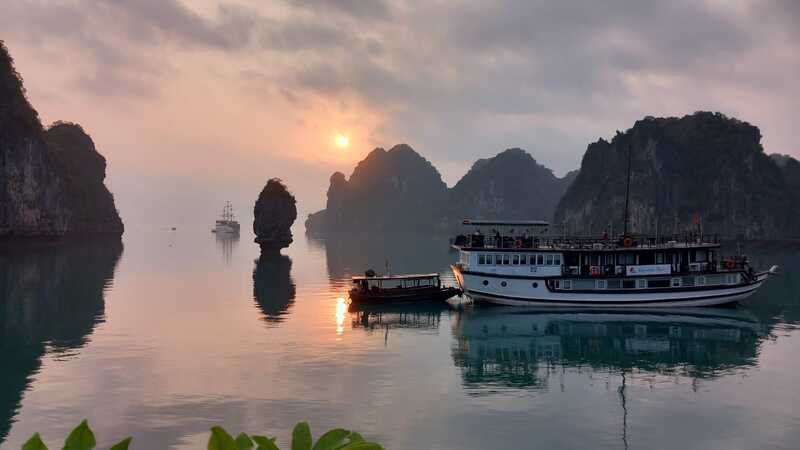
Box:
left=334, top=134, right=350, bottom=148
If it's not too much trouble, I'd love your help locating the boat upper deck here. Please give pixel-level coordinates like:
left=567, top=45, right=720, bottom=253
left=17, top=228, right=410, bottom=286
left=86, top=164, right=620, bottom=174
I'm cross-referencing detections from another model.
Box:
left=454, top=219, right=720, bottom=253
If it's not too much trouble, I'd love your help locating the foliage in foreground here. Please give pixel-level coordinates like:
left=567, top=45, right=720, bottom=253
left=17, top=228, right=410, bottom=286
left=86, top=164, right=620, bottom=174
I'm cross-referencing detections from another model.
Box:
left=21, top=420, right=383, bottom=450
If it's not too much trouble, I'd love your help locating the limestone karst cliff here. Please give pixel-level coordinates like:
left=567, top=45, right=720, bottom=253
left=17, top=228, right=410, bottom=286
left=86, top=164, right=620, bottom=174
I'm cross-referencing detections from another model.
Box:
left=447, top=148, right=576, bottom=224
left=554, top=112, right=799, bottom=239
left=253, top=178, right=297, bottom=253
left=305, top=145, right=574, bottom=234
left=0, top=41, right=123, bottom=238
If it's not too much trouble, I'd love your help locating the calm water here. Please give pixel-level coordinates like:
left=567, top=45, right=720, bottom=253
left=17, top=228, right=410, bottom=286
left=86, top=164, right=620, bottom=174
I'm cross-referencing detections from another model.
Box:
left=1, top=229, right=799, bottom=449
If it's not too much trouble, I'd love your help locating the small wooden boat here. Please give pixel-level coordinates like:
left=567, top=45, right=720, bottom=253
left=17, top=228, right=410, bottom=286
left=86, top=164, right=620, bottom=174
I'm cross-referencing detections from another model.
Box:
left=349, top=272, right=461, bottom=304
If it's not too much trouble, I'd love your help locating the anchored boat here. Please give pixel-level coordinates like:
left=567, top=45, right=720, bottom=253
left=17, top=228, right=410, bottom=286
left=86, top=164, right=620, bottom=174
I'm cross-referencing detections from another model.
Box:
left=212, top=201, right=240, bottom=235
left=451, top=219, right=778, bottom=307
left=349, top=272, right=461, bottom=304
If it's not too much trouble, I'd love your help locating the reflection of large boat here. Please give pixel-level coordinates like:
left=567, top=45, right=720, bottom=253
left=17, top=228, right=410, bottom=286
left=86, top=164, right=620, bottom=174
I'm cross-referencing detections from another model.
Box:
left=452, top=307, right=762, bottom=388
left=212, top=201, right=240, bottom=235
left=451, top=219, right=778, bottom=307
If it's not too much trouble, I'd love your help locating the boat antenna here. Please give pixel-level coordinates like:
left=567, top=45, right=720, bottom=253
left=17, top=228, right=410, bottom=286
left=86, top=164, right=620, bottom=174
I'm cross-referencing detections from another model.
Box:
left=623, top=144, right=633, bottom=237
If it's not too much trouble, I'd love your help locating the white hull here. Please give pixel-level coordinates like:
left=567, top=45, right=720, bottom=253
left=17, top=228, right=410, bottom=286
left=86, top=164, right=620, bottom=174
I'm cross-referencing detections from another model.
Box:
left=452, top=265, right=768, bottom=308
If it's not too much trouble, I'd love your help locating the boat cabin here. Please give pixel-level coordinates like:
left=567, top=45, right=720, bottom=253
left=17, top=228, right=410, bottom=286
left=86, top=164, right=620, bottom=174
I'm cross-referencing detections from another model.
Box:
left=352, top=273, right=442, bottom=293
left=453, top=219, right=746, bottom=280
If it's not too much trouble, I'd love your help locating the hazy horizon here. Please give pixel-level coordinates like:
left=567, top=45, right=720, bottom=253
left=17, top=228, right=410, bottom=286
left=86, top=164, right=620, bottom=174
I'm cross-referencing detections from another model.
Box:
left=3, top=0, right=798, bottom=228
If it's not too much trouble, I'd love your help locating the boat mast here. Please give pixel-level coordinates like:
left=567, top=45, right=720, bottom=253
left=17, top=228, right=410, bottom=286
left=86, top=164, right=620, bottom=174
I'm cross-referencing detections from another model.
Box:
left=623, top=144, right=632, bottom=237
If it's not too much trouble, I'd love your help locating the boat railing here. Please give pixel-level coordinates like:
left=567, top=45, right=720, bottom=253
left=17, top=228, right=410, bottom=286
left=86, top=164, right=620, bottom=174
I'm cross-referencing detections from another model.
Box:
left=453, top=232, right=720, bottom=251
left=561, top=259, right=749, bottom=278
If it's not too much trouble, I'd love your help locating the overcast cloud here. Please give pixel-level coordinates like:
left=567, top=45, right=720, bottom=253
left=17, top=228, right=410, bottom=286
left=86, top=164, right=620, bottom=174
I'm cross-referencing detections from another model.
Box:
left=2, top=0, right=797, bottom=226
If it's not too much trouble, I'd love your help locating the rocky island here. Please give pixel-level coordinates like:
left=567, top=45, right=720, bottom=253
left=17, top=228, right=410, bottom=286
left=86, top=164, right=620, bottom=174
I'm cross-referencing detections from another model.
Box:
left=554, top=112, right=800, bottom=239
left=305, top=145, right=574, bottom=234
left=0, top=41, right=123, bottom=239
left=253, top=178, right=297, bottom=253
left=307, top=112, right=800, bottom=240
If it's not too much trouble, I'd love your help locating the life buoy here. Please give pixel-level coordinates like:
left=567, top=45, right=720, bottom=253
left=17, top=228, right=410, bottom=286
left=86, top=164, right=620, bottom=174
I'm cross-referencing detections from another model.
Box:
left=623, top=238, right=634, bottom=248
left=515, top=239, right=522, bottom=248
left=725, top=260, right=736, bottom=270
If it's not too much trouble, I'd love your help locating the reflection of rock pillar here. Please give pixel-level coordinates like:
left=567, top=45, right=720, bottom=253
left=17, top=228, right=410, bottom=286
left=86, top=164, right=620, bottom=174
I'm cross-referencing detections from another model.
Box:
left=252, top=255, right=296, bottom=323
left=253, top=179, right=297, bottom=255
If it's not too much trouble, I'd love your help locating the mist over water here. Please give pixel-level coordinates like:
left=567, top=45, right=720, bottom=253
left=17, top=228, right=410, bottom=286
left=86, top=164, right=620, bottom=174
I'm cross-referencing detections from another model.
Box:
left=1, top=230, right=799, bottom=449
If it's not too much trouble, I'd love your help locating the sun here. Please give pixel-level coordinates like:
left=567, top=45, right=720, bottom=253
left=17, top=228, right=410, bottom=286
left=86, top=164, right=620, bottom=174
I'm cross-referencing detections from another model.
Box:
left=334, top=134, right=349, bottom=148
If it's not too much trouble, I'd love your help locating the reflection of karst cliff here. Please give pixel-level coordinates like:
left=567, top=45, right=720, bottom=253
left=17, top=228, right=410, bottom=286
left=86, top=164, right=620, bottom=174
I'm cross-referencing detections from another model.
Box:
left=252, top=255, right=296, bottom=323
left=451, top=308, right=763, bottom=390
left=311, top=232, right=455, bottom=281
left=0, top=238, right=123, bottom=443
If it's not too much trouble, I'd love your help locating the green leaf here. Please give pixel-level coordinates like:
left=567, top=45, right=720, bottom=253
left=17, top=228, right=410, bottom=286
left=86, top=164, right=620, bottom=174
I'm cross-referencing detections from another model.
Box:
left=345, top=433, right=364, bottom=444
left=208, top=426, right=238, bottom=450
left=235, top=433, right=254, bottom=450
left=22, top=433, right=49, bottom=450
left=62, top=420, right=97, bottom=450
left=291, top=422, right=313, bottom=450
left=108, top=437, right=132, bottom=450
left=251, top=435, right=279, bottom=450
left=312, top=429, right=350, bottom=450
left=338, top=443, right=383, bottom=450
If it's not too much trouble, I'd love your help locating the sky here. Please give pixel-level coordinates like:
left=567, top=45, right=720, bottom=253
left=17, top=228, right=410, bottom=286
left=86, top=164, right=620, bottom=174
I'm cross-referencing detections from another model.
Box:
left=2, top=0, right=798, bottom=229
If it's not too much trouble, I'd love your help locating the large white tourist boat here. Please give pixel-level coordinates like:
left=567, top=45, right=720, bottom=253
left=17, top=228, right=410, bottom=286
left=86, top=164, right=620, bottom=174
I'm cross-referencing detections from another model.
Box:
left=451, top=219, right=778, bottom=307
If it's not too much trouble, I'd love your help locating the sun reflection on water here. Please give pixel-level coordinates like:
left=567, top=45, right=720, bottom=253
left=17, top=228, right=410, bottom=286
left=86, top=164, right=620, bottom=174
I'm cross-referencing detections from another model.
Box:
left=335, top=297, right=347, bottom=336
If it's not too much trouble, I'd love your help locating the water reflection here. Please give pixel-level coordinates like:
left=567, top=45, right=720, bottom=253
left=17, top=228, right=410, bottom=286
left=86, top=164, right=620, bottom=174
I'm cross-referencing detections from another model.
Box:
left=349, top=302, right=450, bottom=331
left=252, top=255, right=296, bottom=324
left=215, top=233, right=239, bottom=265
left=309, top=232, right=455, bottom=281
left=0, top=238, right=123, bottom=444
left=451, top=307, right=762, bottom=391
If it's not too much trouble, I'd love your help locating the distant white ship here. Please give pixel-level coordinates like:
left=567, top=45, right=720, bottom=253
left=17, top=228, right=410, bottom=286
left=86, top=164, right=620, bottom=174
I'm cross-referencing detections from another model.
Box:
left=212, top=201, right=240, bottom=235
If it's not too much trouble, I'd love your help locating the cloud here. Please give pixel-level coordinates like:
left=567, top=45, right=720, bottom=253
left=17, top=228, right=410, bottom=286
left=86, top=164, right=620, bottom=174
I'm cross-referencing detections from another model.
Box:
left=2, top=0, right=798, bottom=188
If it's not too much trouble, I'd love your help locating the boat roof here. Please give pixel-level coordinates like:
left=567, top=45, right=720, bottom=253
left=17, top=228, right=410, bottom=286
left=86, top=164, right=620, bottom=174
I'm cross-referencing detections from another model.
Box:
left=352, top=273, right=440, bottom=281
left=463, top=219, right=550, bottom=227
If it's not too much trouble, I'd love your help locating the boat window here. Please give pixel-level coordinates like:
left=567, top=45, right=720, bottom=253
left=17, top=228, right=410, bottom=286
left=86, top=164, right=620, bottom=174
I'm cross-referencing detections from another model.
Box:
left=513, top=255, right=520, bottom=265
left=562, top=280, right=572, bottom=290
left=604, top=254, right=614, bottom=265
left=671, top=278, right=682, bottom=287
left=520, top=255, right=527, bottom=264
left=656, top=252, right=665, bottom=264
left=537, top=254, right=544, bottom=265
left=554, top=280, right=560, bottom=289
left=696, top=276, right=706, bottom=286
left=503, top=254, right=510, bottom=265
left=596, top=280, right=607, bottom=289
left=618, top=253, right=635, bottom=265
left=607, top=279, right=621, bottom=289
left=546, top=254, right=554, bottom=265
left=637, top=279, right=647, bottom=289
left=623, top=279, right=636, bottom=289
left=554, top=254, right=562, bottom=265
left=648, top=279, right=670, bottom=288
left=478, top=254, right=486, bottom=265
left=695, top=251, right=707, bottom=262
left=495, top=254, right=501, bottom=265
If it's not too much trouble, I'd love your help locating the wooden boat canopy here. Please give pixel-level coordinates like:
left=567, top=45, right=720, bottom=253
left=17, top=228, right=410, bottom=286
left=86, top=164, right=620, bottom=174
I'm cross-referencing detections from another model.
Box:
left=351, top=273, right=440, bottom=281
